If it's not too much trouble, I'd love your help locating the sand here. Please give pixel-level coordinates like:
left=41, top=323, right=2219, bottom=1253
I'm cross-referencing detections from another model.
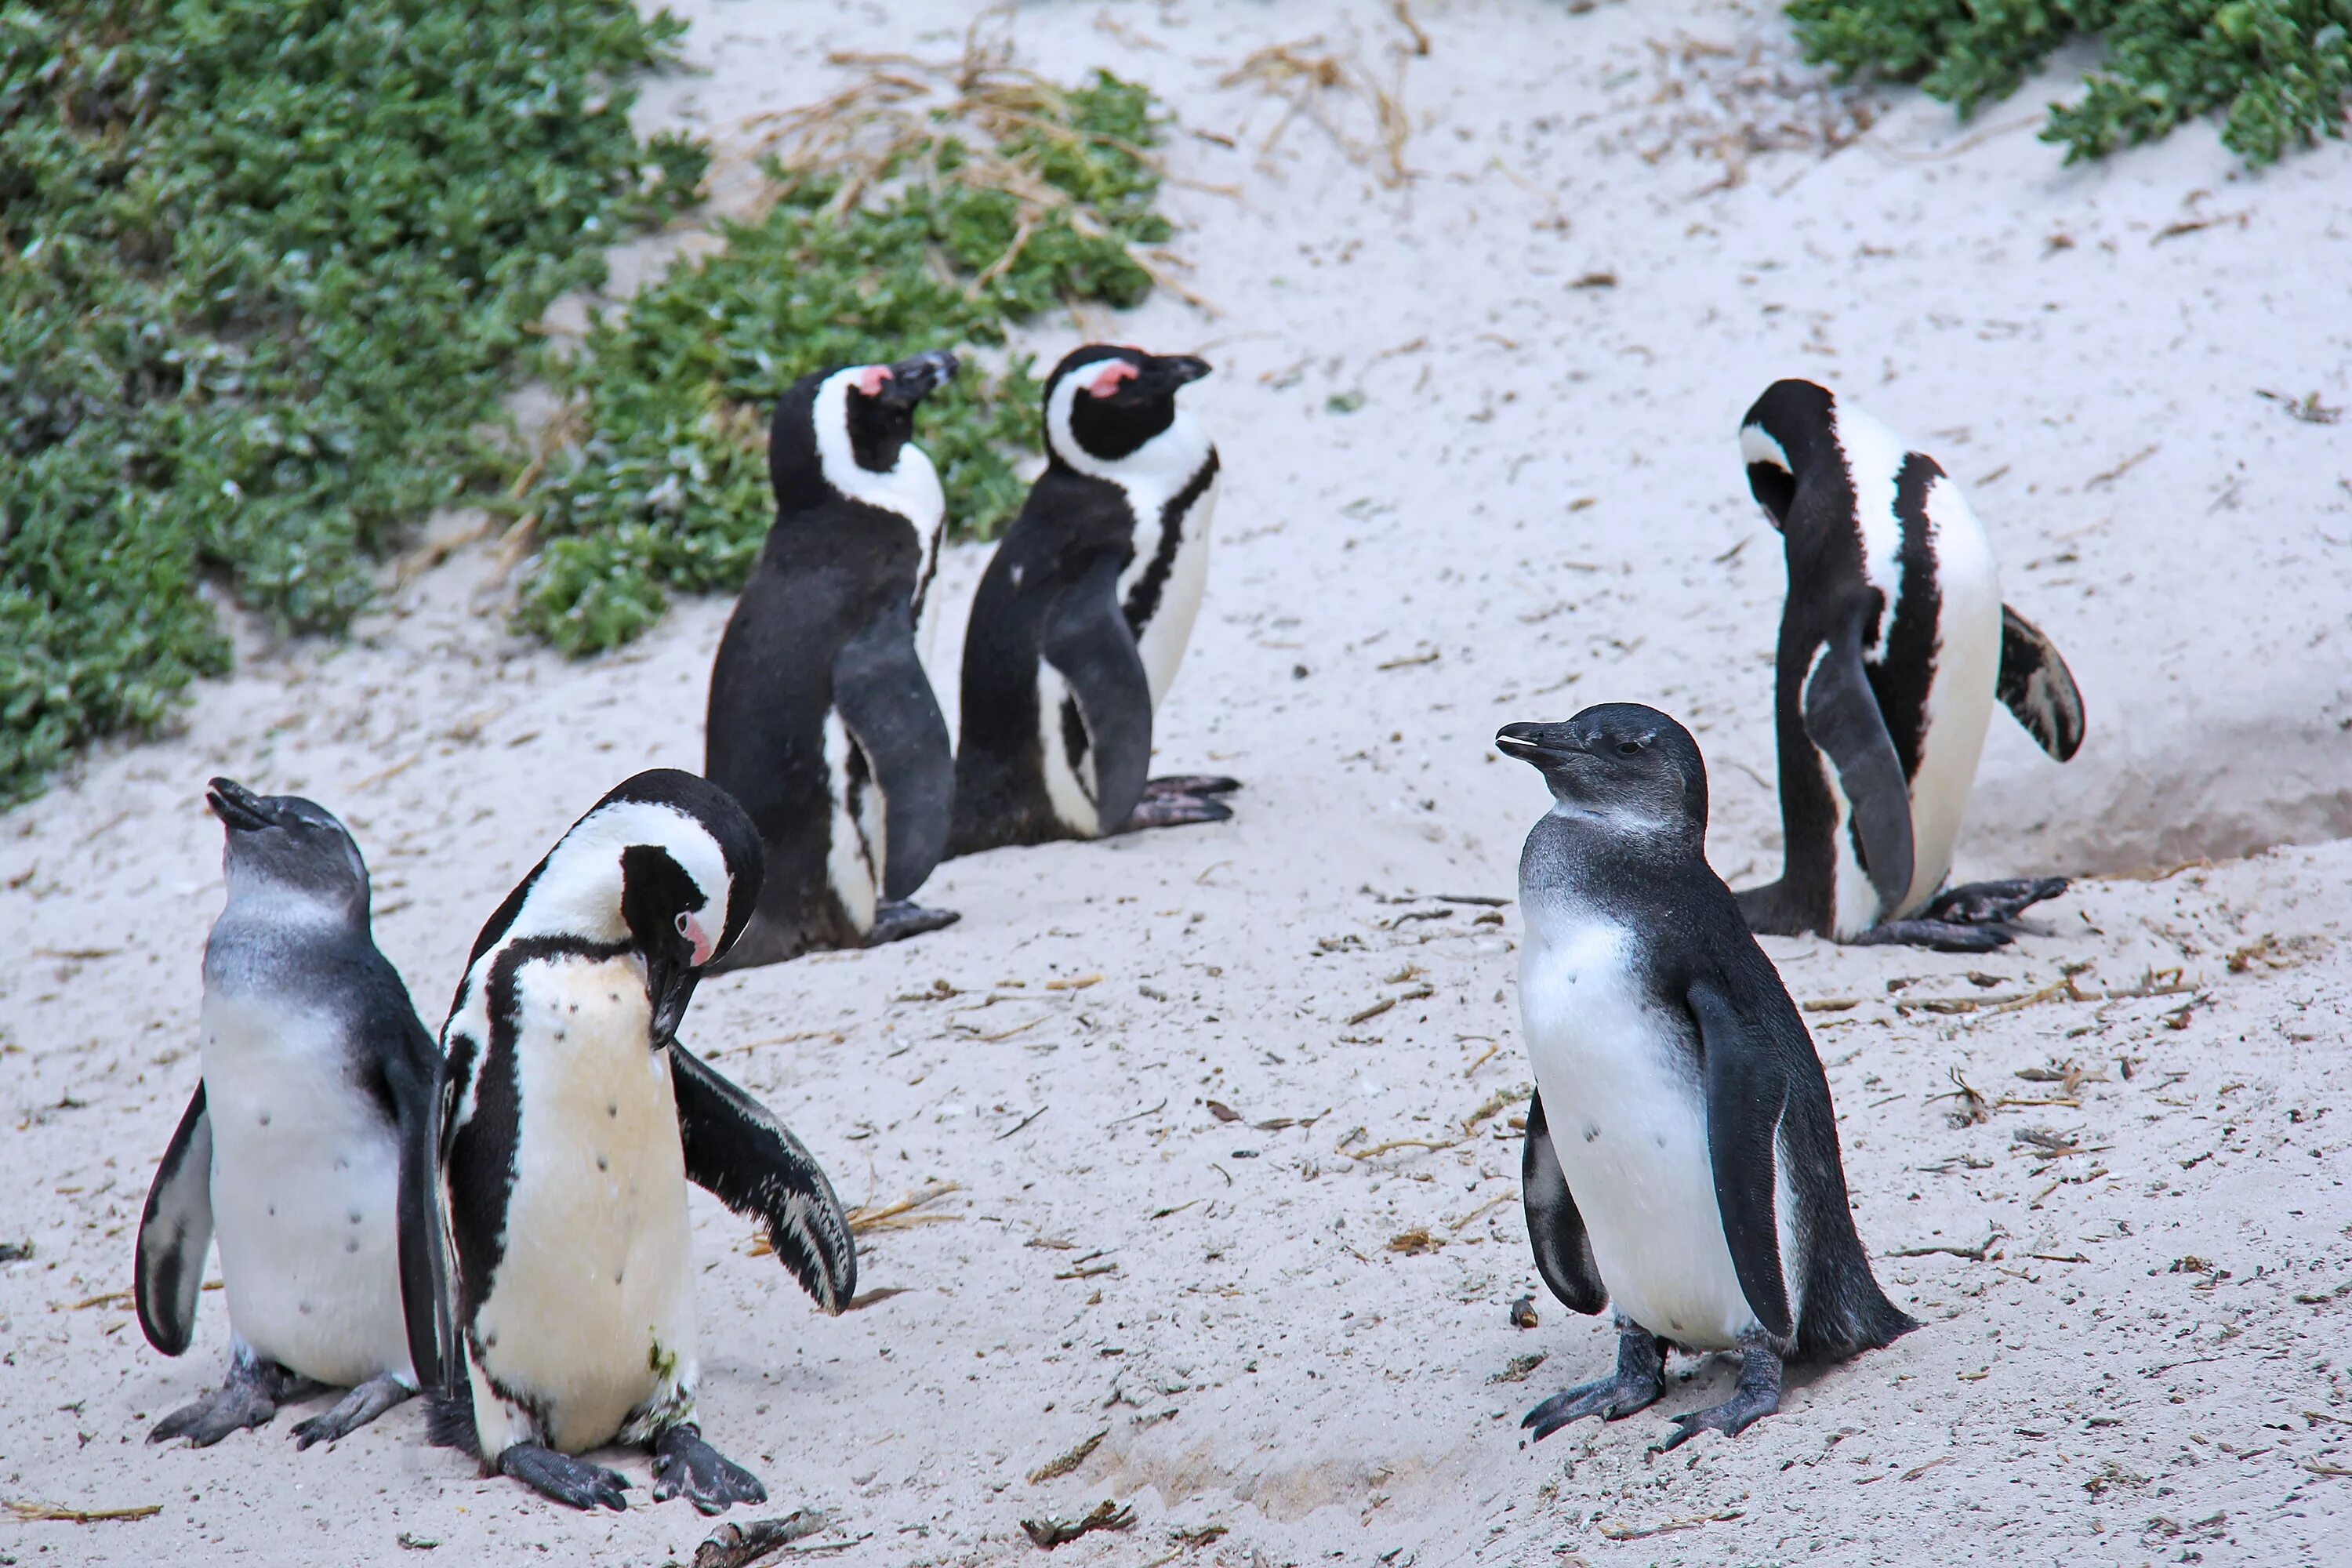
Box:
left=5, top=2, right=2350, bottom=1564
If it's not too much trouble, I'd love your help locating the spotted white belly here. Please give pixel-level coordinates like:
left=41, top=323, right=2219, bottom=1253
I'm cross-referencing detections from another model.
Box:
left=1516, top=914, right=1756, bottom=1349
left=201, top=990, right=413, bottom=1389
left=470, top=954, right=696, bottom=1457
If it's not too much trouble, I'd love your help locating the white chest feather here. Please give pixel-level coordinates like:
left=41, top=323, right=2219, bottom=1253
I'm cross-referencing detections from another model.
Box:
left=1117, top=463, right=1218, bottom=709
left=470, top=953, right=696, bottom=1456
left=1515, top=913, right=1757, bottom=1348
left=201, top=989, right=412, bottom=1388
left=822, top=710, right=881, bottom=932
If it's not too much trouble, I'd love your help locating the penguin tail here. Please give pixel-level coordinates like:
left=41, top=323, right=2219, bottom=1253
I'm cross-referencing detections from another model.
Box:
left=424, top=1381, right=480, bottom=1457
left=1796, top=1264, right=1920, bottom=1362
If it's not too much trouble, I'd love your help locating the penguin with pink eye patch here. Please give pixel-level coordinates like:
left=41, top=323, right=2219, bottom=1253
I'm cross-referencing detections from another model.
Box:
left=704, top=352, right=962, bottom=971
left=949, top=344, right=1236, bottom=855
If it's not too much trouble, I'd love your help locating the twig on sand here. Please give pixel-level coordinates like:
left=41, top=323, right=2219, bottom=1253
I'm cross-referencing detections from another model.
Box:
left=1027, top=1429, right=1109, bottom=1485
left=1884, top=1229, right=2005, bottom=1262
left=1597, top=1510, right=1741, bottom=1541
left=4, top=1499, right=163, bottom=1524
left=1930, top=1066, right=1990, bottom=1127
left=1021, top=1499, right=1135, bottom=1548
left=692, top=1510, right=830, bottom=1568
left=1340, top=1135, right=1461, bottom=1161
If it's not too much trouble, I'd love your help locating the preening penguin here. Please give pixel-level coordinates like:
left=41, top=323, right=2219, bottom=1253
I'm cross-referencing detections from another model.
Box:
left=948, top=344, right=1237, bottom=855
left=1497, top=707, right=1914, bottom=1449
left=431, top=770, right=856, bottom=1512
left=706, top=352, right=962, bottom=971
left=136, top=779, right=444, bottom=1449
left=1733, top=378, right=2086, bottom=951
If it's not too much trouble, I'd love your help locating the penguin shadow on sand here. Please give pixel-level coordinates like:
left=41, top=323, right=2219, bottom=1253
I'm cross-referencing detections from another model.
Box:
left=946, top=343, right=1240, bottom=856
left=1730, top=378, right=2086, bottom=954
left=136, top=779, right=445, bottom=1452
left=1495, top=708, right=1916, bottom=1451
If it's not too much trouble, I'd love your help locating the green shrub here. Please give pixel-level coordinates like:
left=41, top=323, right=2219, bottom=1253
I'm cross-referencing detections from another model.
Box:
left=0, top=0, right=699, bottom=803
left=1785, top=0, right=2352, bottom=164
left=509, top=70, right=1173, bottom=656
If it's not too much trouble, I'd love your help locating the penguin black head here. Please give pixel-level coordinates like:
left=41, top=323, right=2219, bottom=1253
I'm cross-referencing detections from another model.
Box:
left=475, top=769, right=764, bottom=1045
left=1737, top=378, right=1838, bottom=530
left=1043, top=343, right=1212, bottom=467
left=207, top=778, right=370, bottom=920
left=1496, top=705, right=1708, bottom=841
left=768, top=351, right=960, bottom=518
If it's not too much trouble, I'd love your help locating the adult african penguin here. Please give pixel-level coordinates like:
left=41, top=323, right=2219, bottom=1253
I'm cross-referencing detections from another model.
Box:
left=1497, top=706, right=1915, bottom=1449
left=1733, top=378, right=2086, bottom=951
left=136, top=779, right=444, bottom=1449
left=948, top=343, right=1238, bottom=855
left=706, top=351, right=961, bottom=972
left=430, top=770, right=856, bottom=1512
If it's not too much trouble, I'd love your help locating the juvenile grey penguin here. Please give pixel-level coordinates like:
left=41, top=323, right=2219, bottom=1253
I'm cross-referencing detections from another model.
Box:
left=706, top=352, right=962, bottom=971
left=135, top=779, right=444, bottom=1448
left=1733, top=379, right=2085, bottom=950
left=430, top=770, right=855, bottom=1512
left=948, top=344, right=1237, bottom=855
left=1497, top=706, right=1915, bottom=1450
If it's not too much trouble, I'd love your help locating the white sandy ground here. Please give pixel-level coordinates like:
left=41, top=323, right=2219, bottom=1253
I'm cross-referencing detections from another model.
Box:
left=5, top=2, right=2352, bottom=1563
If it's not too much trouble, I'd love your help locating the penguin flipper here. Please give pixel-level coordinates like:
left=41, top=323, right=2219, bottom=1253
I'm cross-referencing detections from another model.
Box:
left=1686, top=975, right=1795, bottom=1343
left=669, top=1044, right=857, bottom=1314
left=384, top=1009, right=449, bottom=1393
left=1997, top=604, right=2085, bottom=762
left=1044, top=554, right=1154, bottom=834
left=833, top=598, right=955, bottom=901
left=1801, top=630, right=1915, bottom=915
left=1521, top=1090, right=1607, bottom=1315
left=135, top=1083, right=215, bottom=1356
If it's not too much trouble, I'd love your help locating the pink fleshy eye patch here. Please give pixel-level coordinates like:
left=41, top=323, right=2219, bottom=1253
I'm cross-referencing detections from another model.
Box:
left=1087, top=361, right=1138, bottom=397
left=856, top=366, right=891, bottom=397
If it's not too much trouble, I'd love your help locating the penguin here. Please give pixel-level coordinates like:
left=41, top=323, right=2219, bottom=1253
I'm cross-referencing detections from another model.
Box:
left=1732, top=378, right=2086, bottom=952
left=706, top=351, right=962, bottom=972
left=947, top=344, right=1239, bottom=855
left=135, top=779, right=444, bottom=1448
left=430, top=769, right=856, bottom=1512
left=1496, top=706, right=1915, bottom=1450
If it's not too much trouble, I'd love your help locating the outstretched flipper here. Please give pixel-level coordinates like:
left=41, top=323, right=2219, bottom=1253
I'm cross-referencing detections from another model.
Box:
left=670, top=1045, right=857, bottom=1314
left=1043, top=554, right=1154, bottom=836
left=1802, top=630, right=1915, bottom=917
left=135, top=1084, right=214, bottom=1357
left=833, top=598, right=956, bottom=902
left=1997, top=605, right=2085, bottom=762
left=1520, top=1090, right=1606, bottom=1316
left=1686, top=975, right=1795, bottom=1345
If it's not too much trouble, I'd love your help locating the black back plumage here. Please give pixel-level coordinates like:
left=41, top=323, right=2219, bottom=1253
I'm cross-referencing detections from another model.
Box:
left=1501, top=706, right=1915, bottom=1362
left=706, top=358, right=956, bottom=963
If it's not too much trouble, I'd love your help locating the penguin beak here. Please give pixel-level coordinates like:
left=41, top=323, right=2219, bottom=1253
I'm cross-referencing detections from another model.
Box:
left=1139, top=354, right=1211, bottom=393
left=1494, top=723, right=1584, bottom=765
left=648, top=955, right=699, bottom=1049
left=205, top=778, right=280, bottom=833
left=876, top=350, right=960, bottom=408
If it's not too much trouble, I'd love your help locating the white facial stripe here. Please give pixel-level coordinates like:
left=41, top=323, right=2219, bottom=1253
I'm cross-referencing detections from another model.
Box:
left=504, top=799, right=734, bottom=950
left=1827, top=400, right=1910, bottom=653
left=1739, top=422, right=1791, bottom=473
left=811, top=368, right=948, bottom=530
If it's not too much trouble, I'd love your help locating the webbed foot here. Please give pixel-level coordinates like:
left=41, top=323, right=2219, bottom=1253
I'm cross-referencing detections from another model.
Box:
left=652, top=1422, right=768, bottom=1515
left=867, top=901, right=960, bottom=947
left=1653, top=1330, right=1782, bottom=1453
left=150, top=1347, right=312, bottom=1447
left=1522, top=1322, right=1665, bottom=1442
left=1119, top=794, right=1233, bottom=832
left=290, top=1374, right=412, bottom=1449
left=1848, top=919, right=2013, bottom=953
left=1143, top=775, right=1240, bottom=799
left=1922, top=877, right=2068, bottom=926
left=499, top=1443, right=631, bottom=1511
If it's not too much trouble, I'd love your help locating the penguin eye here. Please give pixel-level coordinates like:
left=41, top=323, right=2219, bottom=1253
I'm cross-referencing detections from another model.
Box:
left=673, top=912, right=692, bottom=939
left=1615, top=741, right=1644, bottom=757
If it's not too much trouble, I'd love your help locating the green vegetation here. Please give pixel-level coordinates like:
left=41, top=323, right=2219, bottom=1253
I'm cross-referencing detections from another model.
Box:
left=510, top=65, right=1172, bottom=655
left=1786, top=0, right=2352, bottom=164
left=1, top=0, right=700, bottom=804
